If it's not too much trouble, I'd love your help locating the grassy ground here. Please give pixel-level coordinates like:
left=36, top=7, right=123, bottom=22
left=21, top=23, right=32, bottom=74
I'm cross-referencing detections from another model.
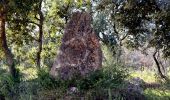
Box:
left=130, top=70, right=157, bottom=83
left=14, top=65, right=170, bottom=100
left=131, top=70, right=170, bottom=100
left=144, top=89, right=170, bottom=100
left=18, top=68, right=170, bottom=100
left=1, top=65, right=170, bottom=99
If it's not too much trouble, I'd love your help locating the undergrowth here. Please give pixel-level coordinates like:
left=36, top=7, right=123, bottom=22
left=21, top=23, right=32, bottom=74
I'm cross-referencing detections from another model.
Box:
left=1, top=45, right=169, bottom=99
left=0, top=62, right=128, bottom=99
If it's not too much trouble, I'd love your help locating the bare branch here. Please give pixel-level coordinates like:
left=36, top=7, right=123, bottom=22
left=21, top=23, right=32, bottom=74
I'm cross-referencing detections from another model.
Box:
left=153, top=48, right=168, bottom=80
left=15, top=19, right=40, bottom=26
left=120, top=33, right=129, bottom=41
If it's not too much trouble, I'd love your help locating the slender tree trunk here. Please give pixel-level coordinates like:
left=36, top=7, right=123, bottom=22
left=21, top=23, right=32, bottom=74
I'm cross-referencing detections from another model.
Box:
left=157, top=50, right=166, bottom=74
left=36, top=0, right=44, bottom=68
left=153, top=49, right=168, bottom=80
left=0, top=4, right=17, bottom=78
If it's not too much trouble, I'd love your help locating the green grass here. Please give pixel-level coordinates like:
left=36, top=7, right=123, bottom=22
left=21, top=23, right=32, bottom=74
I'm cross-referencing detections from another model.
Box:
left=144, top=89, right=170, bottom=100
left=130, top=70, right=157, bottom=83
left=1, top=44, right=170, bottom=99
left=130, top=70, right=170, bottom=100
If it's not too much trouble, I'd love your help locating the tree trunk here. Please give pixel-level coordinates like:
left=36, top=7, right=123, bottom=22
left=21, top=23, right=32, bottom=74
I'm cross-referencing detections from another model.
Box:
left=153, top=49, right=168, bottom=80
left=0, top=4, right=17, bottom=79
left=36, top=0, right=44, bottom=68
left=157, top=50, right=166, bottom=75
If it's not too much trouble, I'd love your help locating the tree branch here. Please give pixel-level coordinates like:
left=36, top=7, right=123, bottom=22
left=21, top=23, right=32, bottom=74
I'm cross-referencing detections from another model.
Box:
left=14, top=19, right=40, bottom=26
left=120, top=33, right=129, bottom=41
left=34, top=15, right=40, bottom=20
left=27, top=20, right=40, bottom=26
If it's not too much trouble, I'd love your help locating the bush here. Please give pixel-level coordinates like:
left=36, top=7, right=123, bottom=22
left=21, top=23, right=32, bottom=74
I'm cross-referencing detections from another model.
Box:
left=35, top=44, right=129, bottom=98
left=37, top=69, right=60, bottom=89
left=34, top=63, right=128, bottom=99
left=0, top=74, right=16, bottom=98
left=36, top=61, right=128, bottom=91
left=73, top=63, right=128, bottom=91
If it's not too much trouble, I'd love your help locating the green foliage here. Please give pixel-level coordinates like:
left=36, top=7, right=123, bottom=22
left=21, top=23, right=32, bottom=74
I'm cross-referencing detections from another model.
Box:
left=37, top=69, right=59, bottom=89
left=33, top=63, right=128, bottom=99
left=33, top=42, right=128, bottom=95
left=0, top=74, right=16, bottom=97
left=75, top=64, right=127, bottom=90
left=36, top=63, right=128, bottom=91
left=96, top=0, right=170, bottom=58
left=130, top=70, right=170, bottom=99
left=154, top=10, right=170, bottom=58
left=1, top=0, right=170, bottom=99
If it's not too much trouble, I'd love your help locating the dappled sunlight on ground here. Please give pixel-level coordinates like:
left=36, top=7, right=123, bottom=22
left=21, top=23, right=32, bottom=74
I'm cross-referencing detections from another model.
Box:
left=130, top=70, right=157, bottom=83
left=131, top=70, right=170, bottom=99
left=144, top=89, right=170, bottom=100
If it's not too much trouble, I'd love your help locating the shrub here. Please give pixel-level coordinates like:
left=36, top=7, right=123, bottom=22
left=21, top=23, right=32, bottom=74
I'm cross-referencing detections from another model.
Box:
left=35, top=45, right=129, bottom=98
left=36, top=62, right=128, bottom=91
left=0, top=74, right=16, bottom=98
left=37, top=69, right=60, bottom=89
left=76, top=63, right=128, bottom=90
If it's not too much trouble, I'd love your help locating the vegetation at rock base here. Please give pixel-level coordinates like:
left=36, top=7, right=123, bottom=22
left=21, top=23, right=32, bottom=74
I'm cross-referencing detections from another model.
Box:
left=0, top=0, right=170, bottom=99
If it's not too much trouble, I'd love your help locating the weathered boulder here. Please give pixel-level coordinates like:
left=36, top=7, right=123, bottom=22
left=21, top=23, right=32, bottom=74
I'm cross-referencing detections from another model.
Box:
left=120, top=77, right=146, bottom=100
left=127, top=77, right=144, bottom=94
left=50, top=11, right=102, bottom=80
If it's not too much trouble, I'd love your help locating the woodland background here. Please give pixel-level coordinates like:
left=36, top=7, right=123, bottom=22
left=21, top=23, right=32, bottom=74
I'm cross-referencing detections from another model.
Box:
left=0, top=0, right=170, bottom=99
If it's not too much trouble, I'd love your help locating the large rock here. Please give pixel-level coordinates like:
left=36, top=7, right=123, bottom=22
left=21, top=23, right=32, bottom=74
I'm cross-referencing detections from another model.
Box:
left=50, top=11, right=102, bottom=80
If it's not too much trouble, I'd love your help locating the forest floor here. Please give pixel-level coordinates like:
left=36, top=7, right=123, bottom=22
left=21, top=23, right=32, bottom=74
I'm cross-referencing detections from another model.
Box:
left=1, top=65, right=170, bottom=100
left=20, top=67, right=170, bottom=99
left=131, top=70, right=170, bottom=100
left=35, top=70, right=170, bottom=100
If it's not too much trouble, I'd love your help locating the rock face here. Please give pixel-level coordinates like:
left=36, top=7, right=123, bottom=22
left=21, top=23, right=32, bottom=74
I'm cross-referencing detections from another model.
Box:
left=50, top=11, right=102, bottom=80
